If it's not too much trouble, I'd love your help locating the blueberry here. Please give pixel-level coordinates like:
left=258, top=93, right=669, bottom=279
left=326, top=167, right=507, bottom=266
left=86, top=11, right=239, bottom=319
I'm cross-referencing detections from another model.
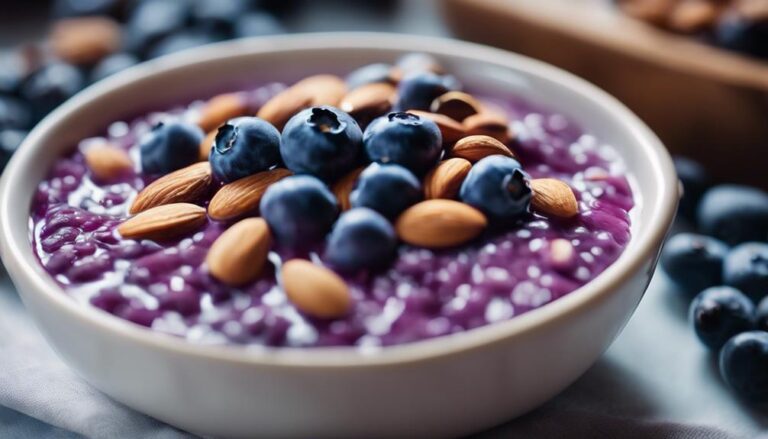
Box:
left=125, top=0, right=191, bottom=58
left=723, top=242, right=768, bottom=302
left=260, top=175, right=338, bottom=247
left=0, top=96, right=32, bottom=130
left=345, top=63, right=395, bottom=90
left=147, top=29, right=221, bottom=59
left=191, top=0, right=252, bottom=37
left=756, top=296, right=768, bottom=332
left=280, top=106, right=363, bottom=180
left=0, top=51, right=29, bottom=96
left=19, top=62, right=85, bottom=121
left=234, top=12, right=285, bottom=38
left=698, top=185, right=768, bottom=245
left=363, top=111, right=442, bottom=175
left=660, top=233, right=729, bottom=294
left=139, top=121, right=203, bottom=174
left=395, top=52, right=443, bottom=75
left=325, top=207, right=397, bottom=272
left=672, top=156, right=710, bottom=223
left=716, top=13, right=768, bottom=60
left=689, top=286, right=754, bottom=351
left=719, top=331, right=768, bottom=401
left=0, top=129, right=26, bottom=170
left=90, top=53, right=140, bottom=83
left=209, top=117, right=281, bottom=183
left=52, top=0, right=123, bottom=18
left=349, top=163, right=422, bottom=220
left=459, top=155, right=531, bottom=224
left=395, top=71, right=460, bottom=111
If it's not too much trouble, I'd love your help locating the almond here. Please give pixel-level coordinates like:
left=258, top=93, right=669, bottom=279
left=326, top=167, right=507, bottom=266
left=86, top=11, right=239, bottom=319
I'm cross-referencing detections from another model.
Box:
left=408, top=110, right=466, bottom=144
left=530, top=178, right=579, bottom=218
left=430, top=91, right=481, bottom=122
left=294, top=74, right=348, bottom=107
left=84, top=144, right=133, bottom=182
left=463, top=112, right=511, bottom=143
left=424, top=158, right=471, bottom=199
left=282, top=259, right=351, bottom=319
left=450, top=135, right=515, bottom=163
left=339, top=82, right=396, bottom=122
left=50, top=17, right=121, bottom=65
left=257, top=75, right=347, bottom=130
left=130, top=162, right=212, bottom=214
left=395, top=199, right=487, bottom=248
left=206, top=218, right=271, bottom=286
left=199, top=130, right=217, bottom=161
left=118, top=203, right=207, bottom=240
left=197, top=92, right=249, bottom=133
left=332, top=167, right=365, bottom=211
left=668, top=1, right=719, bottom=33
left=208, top=168, right=292, bottom=221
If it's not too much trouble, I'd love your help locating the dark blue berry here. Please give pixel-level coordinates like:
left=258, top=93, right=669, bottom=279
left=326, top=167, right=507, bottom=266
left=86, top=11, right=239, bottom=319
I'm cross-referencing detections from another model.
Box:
left=756, top=296, right=768, bottom=332
left=280, top=106, right=362, bottom=180
left=0, top=96, right=32, bottom=130
left=723, top=242, right=768, bottom=303
left=363, top=111, right=442, bottom=175
left=52, top=0, right=123, bottom=18
left=716, top=13, right=768, bottom=60
left=209, top=116, right=281, bottom=183
left=325, top=207, right=397, bottom=272
left=234, top=12, right=285, bottom=38
left=0, top=129, right=26, bottom=170
left=672, top=156, right=710, bottom=223
left=689, top=286, right=754, bottom=351
left=139, top=121, right=203, bottom=174
left=660, top=233, right=729, bottom=294
left=90, top=53, right=140, bottom=83
left=20, top=62, right=85, bottom=121
left=260, top=175, right=338, bottom=247
left=396, top=53, right=443, bottom=75
left=697, top=185, right=768, bottom=245
left=459, top=155, right=531, bottom=224
left=0, top=51, right=29, bottom=96
left=349, top=163, right=422, bottom=220
left=395, top=71, right=460, bottom=111
left=125, top=0, right=191, bottom=58
left=719, top=331, right=768, bottom=401
left=147, top=29, right=221, bottom=59
left=191, top=0, right=252, bottom=38
left=345, top=63, right=395, bottom=90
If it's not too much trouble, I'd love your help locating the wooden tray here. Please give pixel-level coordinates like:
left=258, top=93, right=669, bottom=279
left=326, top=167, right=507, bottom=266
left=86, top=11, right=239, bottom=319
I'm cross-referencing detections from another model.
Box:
left=442, top=0, right=768, bottom=188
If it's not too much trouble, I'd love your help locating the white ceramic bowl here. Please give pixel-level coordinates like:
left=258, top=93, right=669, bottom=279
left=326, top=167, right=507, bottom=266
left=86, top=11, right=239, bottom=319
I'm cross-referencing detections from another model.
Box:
left=0, top=34, right=677, bottom=438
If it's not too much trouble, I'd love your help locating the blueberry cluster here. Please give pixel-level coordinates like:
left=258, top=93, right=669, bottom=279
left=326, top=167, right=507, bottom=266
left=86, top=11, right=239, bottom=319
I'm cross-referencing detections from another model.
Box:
left=661, top=157, right=768, bottom=401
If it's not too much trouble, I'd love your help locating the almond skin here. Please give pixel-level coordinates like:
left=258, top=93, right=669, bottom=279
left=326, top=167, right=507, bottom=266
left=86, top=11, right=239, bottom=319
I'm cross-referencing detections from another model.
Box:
left=84, top=144, right=133, bottom=182
left=424, top=158, right=471, bottom=199
left=294, top=74, right=347, bottom=107
left=530, top=178, right=579, bottom=218
left=208, top=168, right=292, bottom=221
left=206, top=218, right=271, bottom=286
left=197, top=92, right=249, bottom=133
left=257, top=75, right=347, bottom=130
left=199, top=130, right=217, bottom=161
left=339, top=82, right=396, bottom=122
left=463, top=112, right=511, bottom=143
left=282, top=259, right=351, bottom=319
left=450, top=135, right=515, bottom=163
left=430, top=91, right=481, bottom=122
left=332, top=167, right=365, bottom=211
left=408, top=110, right=466, bottom=144
left=118, top=203, right=207, bottom=240
left=130, top=162, right=212, bottom=214
left=50, top=17, right=121, bottom=65
left=396, top=199, right=487, bottom=248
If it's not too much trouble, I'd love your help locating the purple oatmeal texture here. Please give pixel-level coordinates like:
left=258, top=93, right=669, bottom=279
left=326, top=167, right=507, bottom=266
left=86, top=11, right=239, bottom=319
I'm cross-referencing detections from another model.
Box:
left=30, top=84, right=634, bottom=349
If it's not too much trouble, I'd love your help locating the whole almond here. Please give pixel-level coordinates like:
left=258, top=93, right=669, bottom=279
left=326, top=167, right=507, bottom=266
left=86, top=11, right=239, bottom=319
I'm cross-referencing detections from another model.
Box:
left=396, top=199, right=487, bottom=248
left=258, top=75, right=347, bottom=130
left=340, top=82, right=396, bottom=122
left=208, top=168, right=292, bottom=220
left=408, top=110, right=466, bottom=144
left=282, top=259, right=351, bottom=319
left=199, top=130, right=217, bottom=161
left=84, top=144, right=133, bottom=182
left=424, top=158, right=471, bottom=199
left=530, top=178, right=579, bottom=218
left=464, top=112, right=511, bottom=143
left=130, top=162, right=212, bottom=214
left=332, top=167, right=365, bottom=211
left=50, top=17, right=121, bottom=65
left=118, top=203, right=207, bottom=240
left=206, top=218, right=272, bottom=286
left=294, top=74, right=348, bottom=107
left=450, top=135, right=515, bottom=163
left=197, top=93, right=249, bottom=133
left=430, top=91, right=481, bottom=122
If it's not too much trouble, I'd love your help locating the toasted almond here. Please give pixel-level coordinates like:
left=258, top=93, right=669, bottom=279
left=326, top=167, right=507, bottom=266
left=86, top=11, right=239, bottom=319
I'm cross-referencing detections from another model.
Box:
left=463, top=112, right=511, bottom=144
left=256, top=87, right=313, bottom=131
left=199, top=130, right=217, bottom=161
left=206, top=218, right=271, bottom=286
left=530, top=178, right=579, bottom=218
left=84, top=144, right=133, bottom=182
left=197, top=93, right=249, bottom=133
left=282, top=259, right=351, bottom=319
left=50, top=17, right=121, bottom=65
left=332, top=167, right=365, bottom=211
left=424, top=158, right=471, bottom=199
left=450, top=135, right=515, bottom=163
left=130, top=162, right=212, bottom=214
left=340, top=82, right=396, bottom=122
left=396, top=199, right=487, bottom=248
left=208, top=168, right=292, bottom=221
left=408, top=110, right=466, bottom=144
left=294, top=74, right=348, bottom=106
left=118, top=203, right=207, bottom=240
left=430, top=91, right=481, bottom=122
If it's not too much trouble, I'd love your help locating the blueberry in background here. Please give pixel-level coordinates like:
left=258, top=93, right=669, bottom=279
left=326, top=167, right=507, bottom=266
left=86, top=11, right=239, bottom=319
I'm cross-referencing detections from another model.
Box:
left=260, top=175, right=339, bottom=247
left=234, top=11, right=286, bottom=38
left=345, top=63, right=395, bottom=90
left=459, top=155, right=531, bottom=224
left=124, top=0, right=192, bottom=58
left=0, top=96, right=32, bottom=130
left=139, top=121, right=203, bottom=174
left=660, top=233, right=729, bottom=294
left=190, top=0, right=252, bottom=38
left=0, top=129, right=27, bottom=170
left=689, top=286, right=755, bottom=351
left=90, top=53, right=140, bottom=83
left=716, top=12, right=768, bottom=60
left=364, top=111, right=442, bottom=175
left=395, top=71, right=460, bottom=111
left=147, top=28, right=222, bottom=59
left=756, top=296, right=768, bottom=332
left=52, top=0, right=124, bottom=18
left=396, top=52, right=443, bottom=75
left=0, top=51, right=29, bottom=97
left=672, top=156, right=710, bottom=223
left=280, top=106, right=363, bottom=181
left=209, top=117, right=281, bottom=183
left=325, top=207, right=397, bottom=272
left=723, top=242, right=768, bottom=303
left=719, top=331, right=768, bottom=401
left=349, top=163, right=422, bottom=220
left=697, top=184, right=768, bottom=245
left=19, top=62, right=85, bottom=122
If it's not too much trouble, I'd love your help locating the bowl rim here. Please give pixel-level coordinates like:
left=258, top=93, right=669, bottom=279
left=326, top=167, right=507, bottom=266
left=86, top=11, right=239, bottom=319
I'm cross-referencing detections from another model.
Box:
left=0, top=32, right=677, bottom=368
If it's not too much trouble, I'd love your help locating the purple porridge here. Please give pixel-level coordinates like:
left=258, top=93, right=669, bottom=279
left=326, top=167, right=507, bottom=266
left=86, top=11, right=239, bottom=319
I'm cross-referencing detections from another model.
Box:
left=30, top=57, right=634, bottom=348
